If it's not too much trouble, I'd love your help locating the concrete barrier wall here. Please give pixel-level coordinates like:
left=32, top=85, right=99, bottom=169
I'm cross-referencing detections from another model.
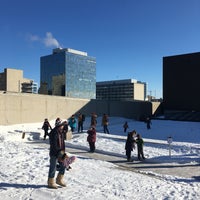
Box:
left=0, top=92, right=156, bottom=125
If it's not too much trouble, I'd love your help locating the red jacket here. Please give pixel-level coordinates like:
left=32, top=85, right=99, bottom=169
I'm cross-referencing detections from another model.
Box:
left=87, top=128, right=96, bottom=143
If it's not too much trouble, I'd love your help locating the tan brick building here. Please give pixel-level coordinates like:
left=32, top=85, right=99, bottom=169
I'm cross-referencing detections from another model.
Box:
left=0, top=68, right=37, bottom=93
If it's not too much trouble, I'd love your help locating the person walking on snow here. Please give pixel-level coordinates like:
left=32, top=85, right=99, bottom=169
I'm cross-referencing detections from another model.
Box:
left=91, top=112, right=97, bottom=127
left=42, top=118, right=52, bottom=140
left=123, top=121, right=129, bottom=133
left=101, top=113, right=110, bottom=134
left=47, top=119, right=67, bottom=189
left=146, top=117, right=152, bottom=129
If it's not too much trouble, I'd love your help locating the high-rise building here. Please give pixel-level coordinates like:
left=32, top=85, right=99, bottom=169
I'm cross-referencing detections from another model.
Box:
left=40, top=48, right=96, bottom=99
left=96, top=79, right=147, bottom=101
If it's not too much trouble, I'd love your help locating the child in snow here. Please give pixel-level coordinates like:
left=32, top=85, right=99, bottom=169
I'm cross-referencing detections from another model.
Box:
left=136, top=134, right=145, bottom=160
left=87, top=126, right=97, bottom=152
left=123, top=121, right=129, bottom=133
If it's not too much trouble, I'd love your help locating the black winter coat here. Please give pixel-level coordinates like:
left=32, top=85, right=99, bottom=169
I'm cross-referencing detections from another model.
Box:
left=49, top=127, right=65, bottom=157
left=125, top=133, right=135, bottom=151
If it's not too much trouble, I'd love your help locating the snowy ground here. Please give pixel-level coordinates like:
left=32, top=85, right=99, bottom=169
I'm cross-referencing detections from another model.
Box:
left=0, top=117, right=200, bottom=200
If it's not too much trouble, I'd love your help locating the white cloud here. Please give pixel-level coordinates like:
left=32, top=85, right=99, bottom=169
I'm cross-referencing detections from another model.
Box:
left=29, top=32, right=61, bottom=48
left=43, top=32, right=61, bottom=48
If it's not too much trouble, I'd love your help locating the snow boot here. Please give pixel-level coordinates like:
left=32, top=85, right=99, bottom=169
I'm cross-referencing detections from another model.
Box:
left=47, top=178, right=58, bottom=189
left=56, top=173, right=66, bottom=187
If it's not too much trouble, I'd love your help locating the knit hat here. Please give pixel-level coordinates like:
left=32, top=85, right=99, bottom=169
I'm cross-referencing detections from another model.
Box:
left=55, top=119, right=65, bottom=127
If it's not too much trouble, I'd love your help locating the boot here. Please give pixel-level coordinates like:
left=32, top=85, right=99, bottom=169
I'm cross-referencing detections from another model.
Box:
left=47, top=178, right=58, bottom=189
left=56, top=173, right=66, bottom=187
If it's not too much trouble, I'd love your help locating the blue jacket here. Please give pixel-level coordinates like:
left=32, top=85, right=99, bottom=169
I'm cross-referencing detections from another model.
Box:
left=69, top=117, right=77, bottom=128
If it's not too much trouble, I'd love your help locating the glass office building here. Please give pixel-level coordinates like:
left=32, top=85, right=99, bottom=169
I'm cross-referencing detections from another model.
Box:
left=40, top=48, right=96, bottom=99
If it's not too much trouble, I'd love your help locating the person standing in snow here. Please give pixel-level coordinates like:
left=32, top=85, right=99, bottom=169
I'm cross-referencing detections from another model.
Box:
left=146, top=117, right=152, bottom=129
left=87, top=126, right=97, bottom=152
left=90, top=112, right=97, bottom=127
left=77, top=112, right=84, bottom=133
left=125, top=130, right=136, bottom=162
left=123, top=121, right=129, bottom=133
left=42, top=118, right=52, bottom=140
left=47, top=119, right=67, bottom=189
left=101, top=113, right=110, bottom=134
left=62, top=120, right=68, bottom=140
left=69, top=115, right=77, bottom=133
left=136, top=134, right=145, bottom=160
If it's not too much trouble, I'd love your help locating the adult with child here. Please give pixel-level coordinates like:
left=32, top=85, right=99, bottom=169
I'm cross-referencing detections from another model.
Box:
left=47, top=118, right=67, bottom=189
left=125, top=130, right=136, bottom=162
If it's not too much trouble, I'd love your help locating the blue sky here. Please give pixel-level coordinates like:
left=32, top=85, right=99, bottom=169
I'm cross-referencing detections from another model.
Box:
left=1, top=0, right=200, bottom=98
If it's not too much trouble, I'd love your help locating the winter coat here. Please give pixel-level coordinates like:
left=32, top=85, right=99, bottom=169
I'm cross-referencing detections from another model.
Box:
left=69, top=117, right=77, bottom=128
left=123, top=122, right=129, bottom=129
left=91, top=114, right=97, bottom=127
left=42, top=121, right=52, bottom=131
left=136, top=138, right=144, bottom=150
left=125, top=132, right=136, bottom=151
left=102, top=114, right=109, bottom=126
left=87, top=128, right=96, bottom=143
left=78, top=113, right=85, bottom=122
left=49, top=127, right=65, bottom=157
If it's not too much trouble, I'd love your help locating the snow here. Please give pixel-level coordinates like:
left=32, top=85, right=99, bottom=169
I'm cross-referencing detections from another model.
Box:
left=0, top=117, right=200, bottom=200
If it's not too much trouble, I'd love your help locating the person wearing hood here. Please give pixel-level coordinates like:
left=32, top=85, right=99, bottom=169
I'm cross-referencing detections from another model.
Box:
left=125, top=130, right=136, bottom=162
left=47, top=119, right=66, bottom=189
left=87, top=126, right=97, bottom=153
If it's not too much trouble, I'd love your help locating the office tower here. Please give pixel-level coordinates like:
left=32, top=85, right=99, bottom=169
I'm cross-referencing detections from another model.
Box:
left=40, top=48, right=96, bottom=99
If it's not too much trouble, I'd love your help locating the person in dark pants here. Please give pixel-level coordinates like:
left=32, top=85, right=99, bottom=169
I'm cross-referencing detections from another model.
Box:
left=91, top=112, right=97, bottom=127
left=101, top=113, right=110, bottom=134
left=87, top=126, right=96, bottom=153
left=123, top=121, right=129, bottom=133
left=42, top=118, right=52, bottom=140
left=136, top=134, right=145, bottom=160
left=77, top=112, right=84, bottom=133
left=47, top=119, right=66, bottom=189
left=146, top=117, right=152, bottom=129
left=125, top=130, right=136, bottom=162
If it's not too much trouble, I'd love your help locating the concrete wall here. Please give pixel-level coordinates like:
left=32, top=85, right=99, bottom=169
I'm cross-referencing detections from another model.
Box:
left=0, top=92, right=156, bottom=125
